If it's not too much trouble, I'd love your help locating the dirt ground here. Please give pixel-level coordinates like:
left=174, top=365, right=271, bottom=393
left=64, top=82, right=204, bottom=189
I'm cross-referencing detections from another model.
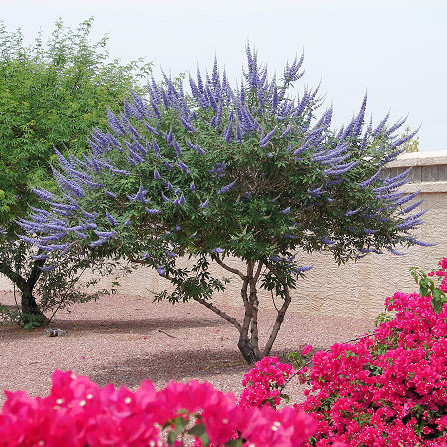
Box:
left=0, top=290, right=374, bottom=408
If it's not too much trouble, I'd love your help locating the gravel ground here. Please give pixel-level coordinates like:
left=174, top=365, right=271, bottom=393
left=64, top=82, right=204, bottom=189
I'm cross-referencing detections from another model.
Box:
left=0, top=290, right=374, bottom=408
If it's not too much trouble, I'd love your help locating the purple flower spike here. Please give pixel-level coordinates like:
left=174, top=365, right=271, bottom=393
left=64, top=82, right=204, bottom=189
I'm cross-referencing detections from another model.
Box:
left=190, top=183, right=196, bottom=191
left=217, top=181, right=236, bottom=195
left=282, top=207, right=290, bottom=214
left=156, top=266, right=166, bottom=275
left=212, top=247, right=224, bottom=253
left=260, top=127, right=277, bottom=148
left=389, top=247, right=406, bottom=256
left=200, top=199, right=209, bottom=208
left=90, top=239, right=107, bottom=248
left=94, top=230, right=116, bottom=238
left=178, top=193, right=186, bottom=205
left=146, top=208, right=162, bottom=215
left=296, top=265, right=313, bottom=273
left=106, top=211, right=118, bottom=226
left=154, top=169, right=162, bottom=180
left=178, top=160, right=190, bottom=173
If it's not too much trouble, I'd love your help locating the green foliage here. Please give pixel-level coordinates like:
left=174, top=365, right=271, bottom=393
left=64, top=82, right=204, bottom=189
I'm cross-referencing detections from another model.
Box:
left=0, top=18, right=151, bottom=325
left=0, top=17, right=151, bottom=227
left=401, top=126, right=420, bottom=153
left=410, top=264, right=447, bottom=314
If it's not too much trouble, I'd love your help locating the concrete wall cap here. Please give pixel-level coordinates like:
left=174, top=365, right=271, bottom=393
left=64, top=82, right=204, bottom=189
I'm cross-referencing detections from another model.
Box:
left=386, top=151, right=447, bottom=168
left=399, top=181, right=447, bottom=193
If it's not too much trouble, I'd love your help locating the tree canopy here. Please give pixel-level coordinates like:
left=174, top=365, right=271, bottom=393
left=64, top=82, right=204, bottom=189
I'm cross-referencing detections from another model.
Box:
left=0, top=18, right=151, bottom=325
left=21, top=45, right=428, bottom=360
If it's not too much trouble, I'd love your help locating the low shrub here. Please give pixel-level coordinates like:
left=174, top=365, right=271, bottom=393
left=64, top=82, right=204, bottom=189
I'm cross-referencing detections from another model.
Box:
left=0, top=370, right=315, bottom=446
left=240, top=258, right=447, bottom=446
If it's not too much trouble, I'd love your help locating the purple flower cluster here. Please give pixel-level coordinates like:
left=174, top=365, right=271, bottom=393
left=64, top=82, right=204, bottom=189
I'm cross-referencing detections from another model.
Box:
left=17, top=43, right=424, bottom=267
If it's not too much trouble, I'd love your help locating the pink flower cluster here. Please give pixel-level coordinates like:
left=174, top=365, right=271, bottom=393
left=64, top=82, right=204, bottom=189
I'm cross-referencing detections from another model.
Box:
left=239, top=356, right=294, bottom=408
left=427, top=258, right=447, bottom=293
left=0, top=370, right=315, bottom=446
left=296, top=258, right=447, bottom=446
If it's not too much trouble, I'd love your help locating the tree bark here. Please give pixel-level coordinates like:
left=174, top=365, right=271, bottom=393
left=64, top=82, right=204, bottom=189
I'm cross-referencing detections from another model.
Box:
left=0, top=259, right=47, bottom=326
left=262, top=265, right=292, bottom=357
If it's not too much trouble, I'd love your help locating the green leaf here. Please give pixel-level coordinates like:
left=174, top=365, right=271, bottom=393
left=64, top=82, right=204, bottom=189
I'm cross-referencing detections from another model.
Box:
left=432, top=288, right=443, bottom=314
left=188, top=423, right=210, bottom=445
left=225, top=439, right=242, bottom=447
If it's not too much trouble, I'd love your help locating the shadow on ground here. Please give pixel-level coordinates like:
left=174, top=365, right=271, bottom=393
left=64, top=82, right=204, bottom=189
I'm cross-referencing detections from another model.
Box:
left=89, top=347, right=251, bottom=389
left=0, top=316, right=228, bottom=340
left=55, top=316, right=227, bottom=334
left=88, top=345, right=327, bottom=391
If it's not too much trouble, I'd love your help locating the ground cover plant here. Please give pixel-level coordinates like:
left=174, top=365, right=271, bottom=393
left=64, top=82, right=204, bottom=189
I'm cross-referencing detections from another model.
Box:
left=0, top=18, right=151, bottom=326
left=20, top=44, right=428, bottom=363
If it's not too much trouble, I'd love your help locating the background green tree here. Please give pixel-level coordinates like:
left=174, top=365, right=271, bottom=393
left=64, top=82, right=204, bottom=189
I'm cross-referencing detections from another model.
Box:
left=22, top=46, right=427, bottom=362
left=0, top=18, right=151, bottom=326
left=401, top=126, right=420, bottom=153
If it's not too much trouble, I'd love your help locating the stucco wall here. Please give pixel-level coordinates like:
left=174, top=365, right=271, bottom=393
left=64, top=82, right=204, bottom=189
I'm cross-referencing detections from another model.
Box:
left=1, top=151, right=446, bottom=320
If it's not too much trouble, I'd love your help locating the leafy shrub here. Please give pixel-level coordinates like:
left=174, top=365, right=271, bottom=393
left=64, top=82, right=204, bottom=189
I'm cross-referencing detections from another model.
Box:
left=240, top=258, right=447, bottom=446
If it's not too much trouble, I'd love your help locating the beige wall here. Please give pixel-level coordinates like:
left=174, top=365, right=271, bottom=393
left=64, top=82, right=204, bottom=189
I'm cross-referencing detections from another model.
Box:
left=1, top=151, right=446, bottom=320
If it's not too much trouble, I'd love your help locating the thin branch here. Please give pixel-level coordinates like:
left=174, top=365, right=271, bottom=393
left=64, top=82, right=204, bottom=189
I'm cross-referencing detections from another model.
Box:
left=148, top=266, right=243, bottom=332
left=128, top=256, right=149, bottom=265
left=262, top=263, right=292, bottom=357
left=215, top=254, right=247, bottom=280
left=253, top=261, right=263, bottom=283
left=192, top=296, right=242, bottom=331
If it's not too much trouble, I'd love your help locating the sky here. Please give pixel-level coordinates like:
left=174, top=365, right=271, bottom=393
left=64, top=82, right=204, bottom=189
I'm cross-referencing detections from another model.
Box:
left=2, top=0, right=447, bottom=152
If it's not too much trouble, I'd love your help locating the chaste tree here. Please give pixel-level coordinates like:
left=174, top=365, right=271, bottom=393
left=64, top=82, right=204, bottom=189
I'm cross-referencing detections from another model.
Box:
left=0, top=18, right=151, bottom=326
left=21, top=46, right=428, bottom=362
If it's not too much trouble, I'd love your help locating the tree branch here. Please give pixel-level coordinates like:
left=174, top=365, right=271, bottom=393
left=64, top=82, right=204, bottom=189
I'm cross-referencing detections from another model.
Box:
left=0, top=261, right=27, bottom=290
left=215, top=254, right=247, bottom=280
left=128, top=256, right=149, bottom=265
left=253, top=261, right=263, bottom=283
left=262, top=263, right=292, bottom=357
left=192, top=296, right=242, bottom=331
left=26, top=256, right=46, bottom=289
left=144, top=263, right=243, bottom=332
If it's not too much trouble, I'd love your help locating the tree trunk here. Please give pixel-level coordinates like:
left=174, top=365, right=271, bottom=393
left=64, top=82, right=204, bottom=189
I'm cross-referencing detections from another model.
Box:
left=20, top=258, right=48, bottom=326
left=236, top=261, right=263, bottom=364
left=198, top=257, right=292, bottom=365
left=20, top=286, right=48, bottom=326
left=0, top=258, right=48, bottom=327
left=237, top=337, right=260, bottom=365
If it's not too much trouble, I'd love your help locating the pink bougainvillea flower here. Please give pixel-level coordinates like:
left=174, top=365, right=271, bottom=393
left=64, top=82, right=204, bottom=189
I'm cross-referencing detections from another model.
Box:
left=302, top=345, right=313, bottom=356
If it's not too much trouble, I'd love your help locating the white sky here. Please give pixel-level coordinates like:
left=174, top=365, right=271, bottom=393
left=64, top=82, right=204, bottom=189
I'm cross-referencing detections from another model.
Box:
left=2, top=0, right=446, bottom=151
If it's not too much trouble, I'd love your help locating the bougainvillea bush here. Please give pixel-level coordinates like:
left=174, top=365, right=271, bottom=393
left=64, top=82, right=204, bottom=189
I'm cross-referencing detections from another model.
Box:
left=0, top=370, right=316, bottom=447
left=240, top=259, right=447, bottom=446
